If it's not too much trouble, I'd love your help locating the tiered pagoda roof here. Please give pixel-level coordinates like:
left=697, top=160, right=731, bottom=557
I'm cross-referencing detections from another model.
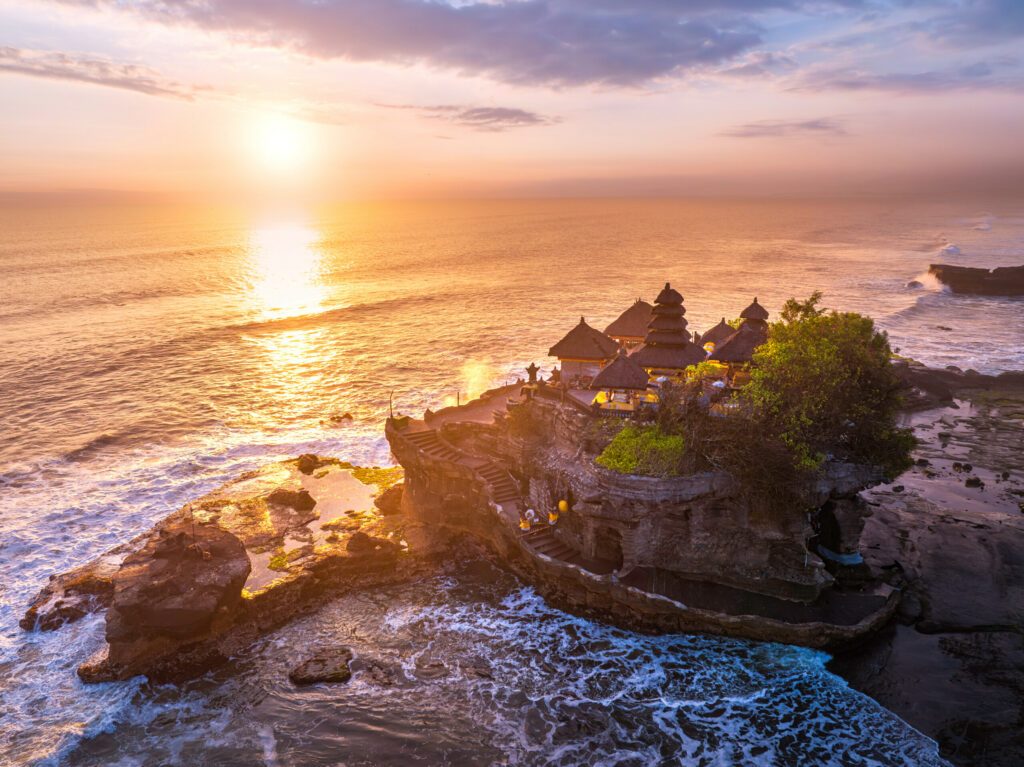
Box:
left=630, top=283, right=707, bottom=370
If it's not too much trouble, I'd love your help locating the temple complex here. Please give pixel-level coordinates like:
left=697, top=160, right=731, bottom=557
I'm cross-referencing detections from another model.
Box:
left=384, top=282, right=898, bottom=649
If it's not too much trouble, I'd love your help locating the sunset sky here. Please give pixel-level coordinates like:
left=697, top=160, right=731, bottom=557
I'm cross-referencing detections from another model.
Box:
left=2, top=0, right=1023, bottom=201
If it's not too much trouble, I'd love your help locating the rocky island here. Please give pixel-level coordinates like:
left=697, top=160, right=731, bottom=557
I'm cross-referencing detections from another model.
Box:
left=928, top=263, right=1024, bottom=295
left=21, top=283, right=1023, bottom=765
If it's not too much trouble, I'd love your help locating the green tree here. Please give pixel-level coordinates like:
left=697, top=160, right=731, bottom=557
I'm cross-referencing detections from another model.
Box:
left=742, top=295, right=914, bottom=475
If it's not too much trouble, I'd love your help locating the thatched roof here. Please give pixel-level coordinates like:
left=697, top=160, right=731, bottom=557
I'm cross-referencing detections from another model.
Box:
left=654, top=282, right=683, bottom=306
left=709, top=323, right=767, bottom=363
left=632, top=342, right=707, bottom=370
left=700, top=318, right=736, bottom=347
left=740, top=297, right=769, bottom=322
left=549, top=317, right=620, bottom=360
left=591, top=349, right=649, bottom=390
left=604, top=299, right=653, bottom=339
left=648, top=313, right=687, bottom=332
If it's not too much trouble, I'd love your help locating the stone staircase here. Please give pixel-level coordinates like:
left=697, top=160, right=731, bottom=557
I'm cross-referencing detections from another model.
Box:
left=477, top=463, right=522, bottom=506
left=401, top=427, right=587, bottom=568
left=522, top=526, right=581, bottom=565
left=403, top=429, right=464, bottom=462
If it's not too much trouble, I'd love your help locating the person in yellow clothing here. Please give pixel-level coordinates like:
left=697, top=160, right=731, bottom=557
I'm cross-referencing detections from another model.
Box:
left=549, top=498, right=569, bottom=525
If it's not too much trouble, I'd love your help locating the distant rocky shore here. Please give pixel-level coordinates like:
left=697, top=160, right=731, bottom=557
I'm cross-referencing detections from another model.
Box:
left=928, top=263, right=1024, bottom=296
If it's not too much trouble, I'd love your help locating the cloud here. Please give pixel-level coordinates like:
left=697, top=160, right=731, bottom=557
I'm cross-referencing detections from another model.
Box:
left=926, top=0, right=1024, bottom=45
left=54, top=0, right=775, bottom=87
left=717, top=50, right=798, bottom=78
left=720, top=117, right=847, bottom=137
left=0, top=46, right=197, bottom=98
left=795, top=63, right=1024, bottom=93
left=381, top=104, right=558, bottom=132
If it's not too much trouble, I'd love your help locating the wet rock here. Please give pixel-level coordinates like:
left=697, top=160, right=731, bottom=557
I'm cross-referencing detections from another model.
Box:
left=289, top=646, right=353, bottom=685
left=374, top=484, right=404, bottom=516
left=267, top=488, right=316, bottom=511
left=361, top=659, right=400, bottom=686
left=346, top=531, right=400, bottom=555
left=892, top=485, right=904, bottom=494
left=296, top=454, right=320, bottom=475
left=915, top=458, right=930, bottom=467
left=414, top=653, right=448, bottom=680
left=20, top=566, right=115, bottom=631
left=81, top=520, right=250, bottom=682
left=965, top=476, right=984, bottom=488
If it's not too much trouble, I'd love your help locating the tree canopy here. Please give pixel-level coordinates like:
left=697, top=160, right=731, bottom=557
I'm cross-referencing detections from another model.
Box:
left=742, top=294, right=914, bottom=475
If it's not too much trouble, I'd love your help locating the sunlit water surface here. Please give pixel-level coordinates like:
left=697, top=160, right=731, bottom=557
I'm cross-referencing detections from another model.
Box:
left=2, top=198, right=1021, bottom=765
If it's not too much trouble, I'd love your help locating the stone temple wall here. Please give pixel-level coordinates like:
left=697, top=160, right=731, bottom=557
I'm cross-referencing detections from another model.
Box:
left=469, top=398, right=881, bottom=602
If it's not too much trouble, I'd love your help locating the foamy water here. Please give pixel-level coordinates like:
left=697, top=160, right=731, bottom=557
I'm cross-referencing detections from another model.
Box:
left=2, top=198, right=1021, bottom=764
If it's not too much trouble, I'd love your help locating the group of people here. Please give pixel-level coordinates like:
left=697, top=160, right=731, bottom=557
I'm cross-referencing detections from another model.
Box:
left=518, top=499, right=568, bottom=531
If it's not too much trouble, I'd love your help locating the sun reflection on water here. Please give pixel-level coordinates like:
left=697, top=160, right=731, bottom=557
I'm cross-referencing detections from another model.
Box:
left=248, top=222, right=327, bottom=322
left=243, top=222, right=338, bottom=428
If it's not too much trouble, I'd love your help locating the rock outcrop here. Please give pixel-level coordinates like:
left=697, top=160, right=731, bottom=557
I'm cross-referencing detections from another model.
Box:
left=79, top=520, right=250, bottom=682
left=289, top=646, right=354, bottom=684
left=928, top=263, right=1024, bottom=296
left=831, top=384, right=1024, bottom=767
left=25, top=456, right=436, bottom=683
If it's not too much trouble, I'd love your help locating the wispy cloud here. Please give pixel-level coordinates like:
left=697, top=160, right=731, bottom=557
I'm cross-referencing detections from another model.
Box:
left=719, top=117, right=847, bottom=138
left=794, top=62, right=1024, bottom=94
left=0, top=46, right=199, bottom=99
left=381, top=104, right=558, bottom=132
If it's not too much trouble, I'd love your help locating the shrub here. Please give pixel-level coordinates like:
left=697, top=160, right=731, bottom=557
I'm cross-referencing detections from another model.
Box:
left=596, top=424, right=686, bottom=477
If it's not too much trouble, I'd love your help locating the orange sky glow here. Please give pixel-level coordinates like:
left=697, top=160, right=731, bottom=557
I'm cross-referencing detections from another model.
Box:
left=1, top=0, right=1023, bottom=202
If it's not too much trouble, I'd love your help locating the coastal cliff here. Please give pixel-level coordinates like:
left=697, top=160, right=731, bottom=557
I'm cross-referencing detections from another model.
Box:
left=386, top=386, right=898, bottom=648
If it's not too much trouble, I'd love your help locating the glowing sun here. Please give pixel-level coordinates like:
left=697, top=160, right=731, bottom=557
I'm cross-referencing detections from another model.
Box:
left=250, top=113, right=311, bottom=173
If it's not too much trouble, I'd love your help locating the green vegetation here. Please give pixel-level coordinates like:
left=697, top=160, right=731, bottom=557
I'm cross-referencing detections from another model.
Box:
left=742, top=292, right=915, bottom=475
left=268, top=550, right=290, bottom=572
left=350, top=465, right=404, bottom=489
left=596, top=423, right=686, bottom=477
left=597, top=293, right=915, bottom=515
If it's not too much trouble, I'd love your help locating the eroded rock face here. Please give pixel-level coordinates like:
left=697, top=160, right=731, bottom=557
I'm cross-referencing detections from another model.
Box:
left=289, top=646, right=353, bottom=684
left=374, top=484, right=404, bottom=516
left=832, top=388, right=1024, bottom=766
left=80, top=519, right=250, bottom=682
left=346, top=531, right=401, bottom=555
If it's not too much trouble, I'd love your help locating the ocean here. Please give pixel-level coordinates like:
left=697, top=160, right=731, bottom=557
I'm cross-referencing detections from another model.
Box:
left=1, top=198, right=1022, bottom=765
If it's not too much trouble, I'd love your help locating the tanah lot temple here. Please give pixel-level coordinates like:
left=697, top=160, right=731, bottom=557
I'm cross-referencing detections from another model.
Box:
left=385, top=280, right=898, bottom=649
left=548, top=282, right=771, bottom=413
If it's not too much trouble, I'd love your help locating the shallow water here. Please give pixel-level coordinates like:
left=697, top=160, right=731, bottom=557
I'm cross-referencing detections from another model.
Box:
left=2, top=198, right=1021, bottom=765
